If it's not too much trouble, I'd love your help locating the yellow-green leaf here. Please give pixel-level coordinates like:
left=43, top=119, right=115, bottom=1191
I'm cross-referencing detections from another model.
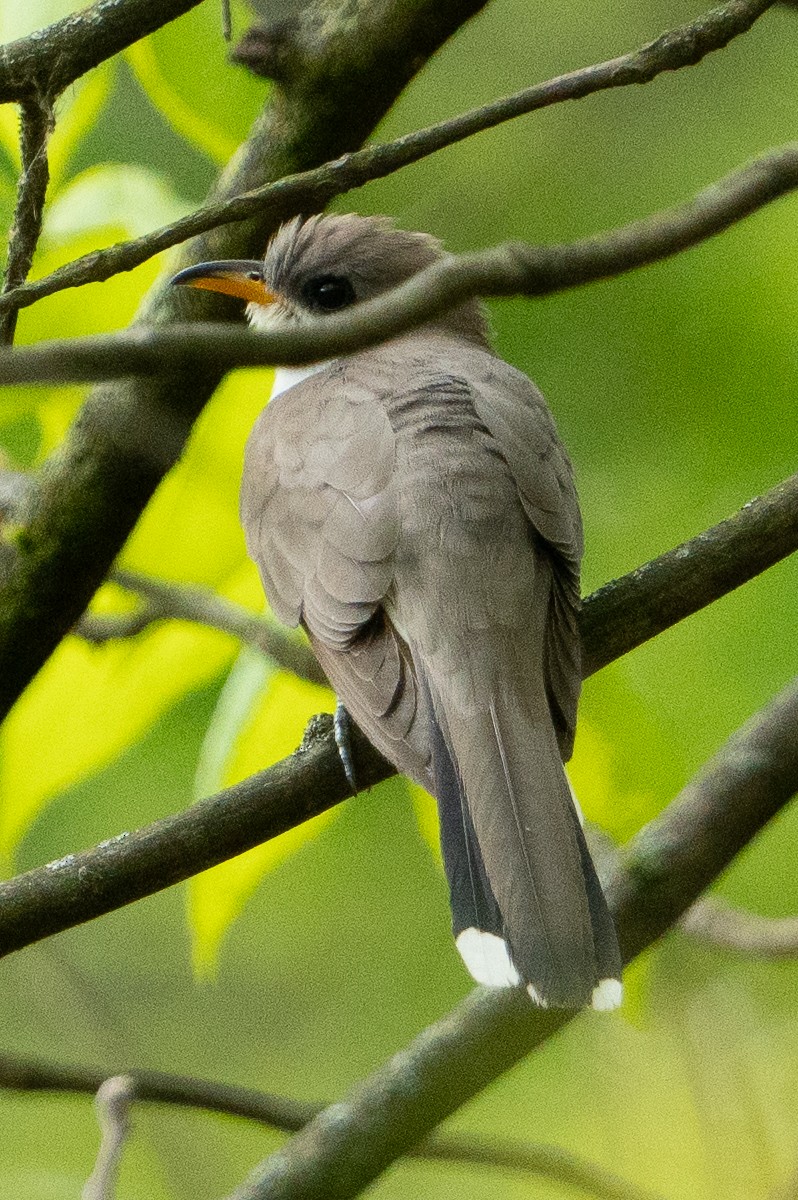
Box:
left=48, top=65, right=115, bottom=194
left=408, top=781, right=441, bottom=865
left=125, top=39, right=239, bottom=165
left=188, top=668, right=336, bottom=978
left=0, top=623, right=235, bottom=867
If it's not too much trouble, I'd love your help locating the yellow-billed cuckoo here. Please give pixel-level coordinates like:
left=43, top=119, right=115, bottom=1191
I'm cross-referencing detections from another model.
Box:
left=171, top=214, right=622, bottom=1010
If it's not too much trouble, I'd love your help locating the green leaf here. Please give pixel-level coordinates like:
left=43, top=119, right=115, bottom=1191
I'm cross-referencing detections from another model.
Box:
left=568, top=708, right=658, bottom=841
left=43, top=162, right=189, bottom=243
left=188, top=667, right=336, bottom=978
left=125, top=39, right=239, bottom=165
left=48, top=63, right=115, bottom=194
left=0, top=105, right=20, bottom=177
left=124, top=2, right=267, bottom=167
left=0, top=622, right=235, bottom=868
left=408, top=781, right=441, bottom=865
left=193, top=645, right=277, bottom=802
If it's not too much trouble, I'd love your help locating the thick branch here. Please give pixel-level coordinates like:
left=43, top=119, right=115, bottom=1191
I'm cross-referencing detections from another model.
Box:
left=0, top=1055, right=663, bottom=1200
left=0, top=96, right=54, bottom=345
left=0, top=0, right=490, bottom=725
left=681, top=896, right=798, bottom=957
left=3, top=141, right=798, bottom=385
left=0, top=0, right=774, bottom=318
left=0, top=475, right=795, bottom=956
left=0, top=0, right=206, bottom=104
left=222, top=677, right=798, bottom=1200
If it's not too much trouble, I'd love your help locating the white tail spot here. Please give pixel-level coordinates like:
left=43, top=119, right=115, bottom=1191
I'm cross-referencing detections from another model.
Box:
left=591, top=978, right=623, bottom=1011
left=456, top=928, right=521, bottom=987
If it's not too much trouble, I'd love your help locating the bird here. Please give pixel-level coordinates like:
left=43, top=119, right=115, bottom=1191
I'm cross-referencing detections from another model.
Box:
left=171, top=213, right=623, bottom=1010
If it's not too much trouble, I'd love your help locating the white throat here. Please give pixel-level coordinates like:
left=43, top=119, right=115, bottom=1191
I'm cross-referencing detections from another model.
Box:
left=247, top=299, right=334, bottom=400
left=270, top=362, right=332, bottom=400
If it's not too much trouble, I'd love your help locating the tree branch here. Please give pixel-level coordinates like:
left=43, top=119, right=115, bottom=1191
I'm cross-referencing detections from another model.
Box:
left=220, top=676, right=798, bottom=1200
left=681, top=896, right=798, bottom=957
left=78, top=569, right=327, bottom=686
left=3, top=140, right=798, bottom=386
left=82, top=1076, right=135, bottom=1200
left=0, top=0, right=775, bottom=318
left=0, top=95, right=54, bottom=346
left=0, top=0, right=206, bottom=104
left=0, top=0, right=491, bottom=725
left=0, top=475, right=794, bottom=957
left=0, top=1055, right=664, bottom=1200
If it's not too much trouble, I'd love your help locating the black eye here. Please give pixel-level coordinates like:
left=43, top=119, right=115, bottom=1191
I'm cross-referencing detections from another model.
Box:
left=301, top=274, right=356, bottom=312
left=246, top=270, right=261, bottom=281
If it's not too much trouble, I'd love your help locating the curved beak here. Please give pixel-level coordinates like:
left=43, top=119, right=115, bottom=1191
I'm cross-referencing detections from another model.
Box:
left=170, top=260, right=276, bottom=305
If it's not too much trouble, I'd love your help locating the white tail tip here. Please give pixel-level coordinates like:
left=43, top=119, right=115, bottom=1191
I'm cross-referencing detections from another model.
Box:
left=456, top=928, right=521, bottom=987
left=591, top=978, right=623, bottom=1011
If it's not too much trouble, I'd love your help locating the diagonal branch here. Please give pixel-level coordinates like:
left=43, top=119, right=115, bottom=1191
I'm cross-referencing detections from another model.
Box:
left=0, top=95, right=54, bottom=345
left=0, top=473, right=794, bottom=958
left=3, top=140, right=798, bottom=386
left=0, top=0, right=775, bottom=318
left=0, top=0, right=206, bottom=104
left=0, top=1054, right=665, bottom=1200
left=221, top=676, right=798, bottom=1200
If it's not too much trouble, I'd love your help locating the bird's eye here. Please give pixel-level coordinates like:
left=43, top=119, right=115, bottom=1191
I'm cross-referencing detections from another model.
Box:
left=301, top=274, right=356, bottom=312
left=246, top=270, right=261, bottom=281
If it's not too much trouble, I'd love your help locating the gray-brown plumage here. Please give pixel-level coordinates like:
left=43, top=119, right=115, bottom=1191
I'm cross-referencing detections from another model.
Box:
left=171, top=214, right=622, bottom=1009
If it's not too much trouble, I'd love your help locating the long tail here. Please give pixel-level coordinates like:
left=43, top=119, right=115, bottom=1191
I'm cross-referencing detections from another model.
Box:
left=429, top=683, right=622, bottom=1010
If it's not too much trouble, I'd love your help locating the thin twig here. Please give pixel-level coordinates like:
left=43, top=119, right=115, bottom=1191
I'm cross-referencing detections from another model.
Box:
left=78, top=607, right=158, bottom=643
left=93, top=569, right=325, bottom=686
left=0, top=1053, right=664, bottom=1200
left=0, top=95, right=54, bottom=345
left=681, top=896, right=798, bottom=957
left=2, top=140, right=798, bottom=384
left=415, top=1134, right=666, bottom=1200
left=220, top=677, right=798, bottom=1200
left=82, top=1076, right=135, bottom=1200
left=221, top=0, right=232, bottom=42
left=0, top=0, right=775, bottom=318
left=0, top=477, right=795, bottom=958
left=0, top=0, right=206, bottom=104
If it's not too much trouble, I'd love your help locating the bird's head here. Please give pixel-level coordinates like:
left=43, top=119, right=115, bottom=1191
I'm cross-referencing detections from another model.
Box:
left=170, top=213, right=488, bottom=343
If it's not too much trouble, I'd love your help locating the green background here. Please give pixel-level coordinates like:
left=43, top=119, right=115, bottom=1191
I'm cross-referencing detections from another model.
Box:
left=1, top=0, right=797, bottom=1196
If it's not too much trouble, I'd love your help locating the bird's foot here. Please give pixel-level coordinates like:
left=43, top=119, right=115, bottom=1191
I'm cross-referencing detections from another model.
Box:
left=333, top=701, right=358, bottom=795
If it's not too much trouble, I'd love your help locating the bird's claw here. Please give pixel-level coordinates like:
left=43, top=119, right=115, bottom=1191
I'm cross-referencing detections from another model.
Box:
left=334, top=701, right=358, bottom=795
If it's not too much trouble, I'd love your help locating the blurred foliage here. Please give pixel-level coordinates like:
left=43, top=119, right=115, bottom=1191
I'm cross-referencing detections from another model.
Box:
left=1, top=0, right=798, bottom=1198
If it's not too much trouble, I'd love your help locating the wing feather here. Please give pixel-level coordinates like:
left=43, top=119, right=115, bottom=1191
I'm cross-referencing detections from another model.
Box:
left=471, top=358, right=583, bottom=754
left=241, top=365, right=431, bottom=787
